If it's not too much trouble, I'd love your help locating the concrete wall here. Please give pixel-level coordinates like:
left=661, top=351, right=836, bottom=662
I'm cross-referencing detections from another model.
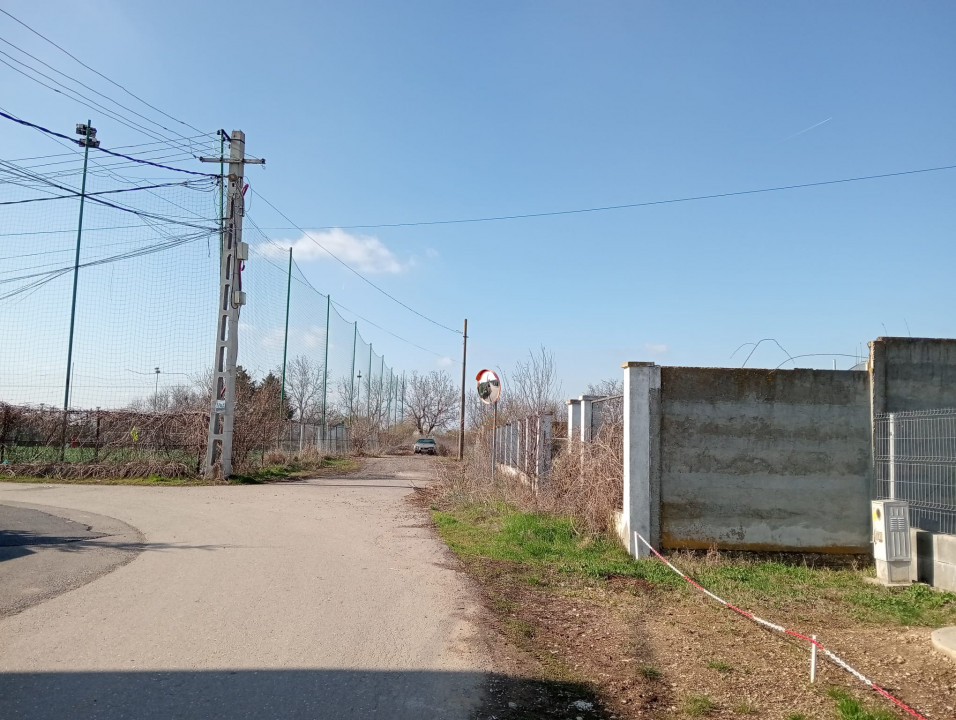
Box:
left=870, top=337, right=956, bottom=414
left=870, top=337, right=956, bottom=591
left=658, top=367, right=872, bottom=552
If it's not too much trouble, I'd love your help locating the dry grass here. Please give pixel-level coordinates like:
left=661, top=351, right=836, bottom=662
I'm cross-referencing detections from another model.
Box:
left=436, top=422, right=623, bottom=535
left=0, top=460, right=195, bottom=480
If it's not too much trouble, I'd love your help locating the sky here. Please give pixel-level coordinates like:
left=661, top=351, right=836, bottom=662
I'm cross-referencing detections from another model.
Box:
left=1, top=1, right=955, bottom=407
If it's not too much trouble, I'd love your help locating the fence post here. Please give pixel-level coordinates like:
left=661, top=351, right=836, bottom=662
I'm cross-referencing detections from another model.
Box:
left=622, top=362, right=662, bottom=558
left=580, top=395, right=595, bottom=442
left=888, top=412, right=896, bottom=500
left=536, top=413, right=553, bottom=481
left=567, top=399, right=581, bottom=440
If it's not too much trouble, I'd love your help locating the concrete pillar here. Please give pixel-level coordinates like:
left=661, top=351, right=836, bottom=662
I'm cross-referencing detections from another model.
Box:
left=502, top=423, right=514, bottom=465
left=515, top=421, right=522, bottom=473
left=536, top=413, right=553, bottom=480
left=567, top=399, right=581, bottom=441
left=580, top=395, right=595, bottom=442
left=868, top=339, right=887, bottom=483
left=622, top=362, right=662, bottom=558
left=524, top=419, right=531, bottom=475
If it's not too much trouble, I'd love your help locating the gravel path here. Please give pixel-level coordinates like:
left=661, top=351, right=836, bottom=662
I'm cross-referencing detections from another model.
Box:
left=0, top=457, right=489, bottom=719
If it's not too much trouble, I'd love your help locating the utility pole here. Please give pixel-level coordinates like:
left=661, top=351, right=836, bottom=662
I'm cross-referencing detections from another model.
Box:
left=349, top=323, right=358, bottom=425
left=458, top=318, right=468, bottom=461
left=60, top=121, right=99, bottom=461
left=322, top=294, right=330, bottom=444
left=200, top=131, right=264, bottom=478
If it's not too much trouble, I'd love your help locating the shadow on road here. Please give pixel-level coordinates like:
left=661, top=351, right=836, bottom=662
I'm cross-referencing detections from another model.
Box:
left=0, top=668, right=610, bottom=720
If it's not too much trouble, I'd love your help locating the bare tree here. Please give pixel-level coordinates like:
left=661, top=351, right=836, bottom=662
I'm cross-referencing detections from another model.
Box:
left=506, top=345, right=562, bottom=417
left=284, top=355, right=325, bottom=423
left=587, top=377, right=624, bottom=424
left=405, top=370, right=458, bottom=436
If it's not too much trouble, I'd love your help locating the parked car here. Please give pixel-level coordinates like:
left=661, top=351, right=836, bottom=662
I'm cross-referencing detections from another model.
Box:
left=413, top=438, right=437, bottom=455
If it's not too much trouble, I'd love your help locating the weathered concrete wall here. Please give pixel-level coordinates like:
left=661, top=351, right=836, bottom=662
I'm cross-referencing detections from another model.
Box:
left=870, top=337, right=956, bottom=413
left=870, top=338, right=956, bottom=591
left=659, top=367, right=872, bottom=552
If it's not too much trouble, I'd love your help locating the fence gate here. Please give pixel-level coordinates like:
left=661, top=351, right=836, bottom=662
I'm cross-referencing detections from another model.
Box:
left=874, top=409, right=956, bottom=534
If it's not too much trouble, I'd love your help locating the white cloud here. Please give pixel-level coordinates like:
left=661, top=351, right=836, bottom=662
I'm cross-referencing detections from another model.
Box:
left=436, top=356, right=453, bottom=368
left=260, top=228, right=409, bottom=274
left=644, top=343, right=668, bottom=356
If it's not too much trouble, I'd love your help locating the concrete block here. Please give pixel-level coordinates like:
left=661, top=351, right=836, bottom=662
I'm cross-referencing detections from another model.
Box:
left=932, top=561, right=956, bottom=593
left=935, top=533, right=956, bottom=564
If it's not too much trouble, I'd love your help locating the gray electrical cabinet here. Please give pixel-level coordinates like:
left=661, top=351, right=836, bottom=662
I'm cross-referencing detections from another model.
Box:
left=872, top=500, right=911, bottom=585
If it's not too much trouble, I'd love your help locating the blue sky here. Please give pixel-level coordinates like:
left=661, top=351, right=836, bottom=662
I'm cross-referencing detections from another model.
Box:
left=2, top=1, right=955, bottom=405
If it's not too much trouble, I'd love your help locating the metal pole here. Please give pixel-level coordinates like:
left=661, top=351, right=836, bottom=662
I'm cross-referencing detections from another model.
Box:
left=280, top=247, right=292, bottom=408
left=366, top=345, right=373, bottom=419
left=349, top=323, right=357, bottom=425
left=60, top=120, right=93, bottom=461
left=322, top=294, right=330, bottom=445
left=492, top=400, right=497, bottom=484
left=379, top=355, right=384, bottom=427
left=458, top=318, right=467, bottom=461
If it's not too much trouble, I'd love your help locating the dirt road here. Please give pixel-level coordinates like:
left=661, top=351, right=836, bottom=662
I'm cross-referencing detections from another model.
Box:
left=0, top=457, right=490, bottom=719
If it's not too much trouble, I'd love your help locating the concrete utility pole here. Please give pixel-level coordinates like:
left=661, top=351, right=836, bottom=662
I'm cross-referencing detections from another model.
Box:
left=200, top=132, right=264, bottom=478
left=458, top=318, right=467, bottom=461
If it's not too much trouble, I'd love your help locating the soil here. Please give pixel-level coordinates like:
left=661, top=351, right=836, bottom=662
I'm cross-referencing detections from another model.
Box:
left=410, top=491, right=956, bottom=720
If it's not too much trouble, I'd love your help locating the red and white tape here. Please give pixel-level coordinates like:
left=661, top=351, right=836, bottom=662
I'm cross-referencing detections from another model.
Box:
left=633, top=531, right=929, bottom=720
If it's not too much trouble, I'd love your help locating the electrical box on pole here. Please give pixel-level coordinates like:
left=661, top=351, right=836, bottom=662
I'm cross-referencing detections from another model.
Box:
left=199, top=131, right=264, bottom=478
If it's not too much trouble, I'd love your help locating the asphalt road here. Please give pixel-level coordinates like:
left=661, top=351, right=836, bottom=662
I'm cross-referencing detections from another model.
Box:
left=0, top=457, right=489, bottom=719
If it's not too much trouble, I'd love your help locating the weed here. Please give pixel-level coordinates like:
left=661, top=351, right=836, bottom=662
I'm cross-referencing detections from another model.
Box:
left=787, top=714, right=808, bottom=720
left=685, top=694, right=717, bottom=716
left=638, top=665, right=661, bottom=680
left=733, top=701, right=756, bottom=714
left=706, top=659, right=733, bottom=673
left=828, top=688, right=895, bottom=720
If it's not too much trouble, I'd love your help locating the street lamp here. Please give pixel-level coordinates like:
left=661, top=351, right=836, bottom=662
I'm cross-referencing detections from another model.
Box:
left=60, top=121, right=100, bottom=460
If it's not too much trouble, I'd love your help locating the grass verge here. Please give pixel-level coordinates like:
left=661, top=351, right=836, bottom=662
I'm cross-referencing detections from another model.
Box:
left=1, top=457, right=359, bottom=486
left=433, top=502, right=956, bottom=626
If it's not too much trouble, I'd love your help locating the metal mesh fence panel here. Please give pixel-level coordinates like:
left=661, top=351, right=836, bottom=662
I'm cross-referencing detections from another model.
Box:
left=874, top=409, right=956, bottom=534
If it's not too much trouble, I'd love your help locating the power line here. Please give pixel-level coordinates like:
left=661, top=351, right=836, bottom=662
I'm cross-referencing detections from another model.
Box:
left=249, top=188, right=462, bottom=336
left=0, top=7, right=206, bottom=135
left=0, top=36, right=207, bottom=151
left=243, top=238, right=447, bottom=359
left=0, top=177, right=213, bottom=206
left=0, top=50, right=187, bottom=149
left=263, top=163, right=956, bottom=231
left=0, top=109, right=217, bottom=177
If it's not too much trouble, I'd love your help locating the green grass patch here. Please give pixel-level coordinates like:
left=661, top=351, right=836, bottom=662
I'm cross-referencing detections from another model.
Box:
left=684, top=693, right=717, bottom=716
left=431, top=503, right=956, bottom=627
left=706, top=659, right=733, bottom=673
left=680, top=558, right=955, bottom=627
left=433, top=504, right=677, bottom=583
left=828, top=688, right=896, bottom=720
left=638, top=665, right=661, bottom=680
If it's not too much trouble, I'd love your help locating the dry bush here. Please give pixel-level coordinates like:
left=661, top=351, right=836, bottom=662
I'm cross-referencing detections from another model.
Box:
left=0, top=460, right=194, bottom=480
left=542, top=422, right=623, bottom=533
left=433, top=421, right=624, bottom=536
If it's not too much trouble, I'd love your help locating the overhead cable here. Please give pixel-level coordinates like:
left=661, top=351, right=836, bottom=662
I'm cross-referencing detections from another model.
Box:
left=0, top=7, right=207, bottom=135
left=0, top=110, right=217, bottom=177
left=249, top=189, right=462, bottom=336
left=268, top=164, right=956, bottom=231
